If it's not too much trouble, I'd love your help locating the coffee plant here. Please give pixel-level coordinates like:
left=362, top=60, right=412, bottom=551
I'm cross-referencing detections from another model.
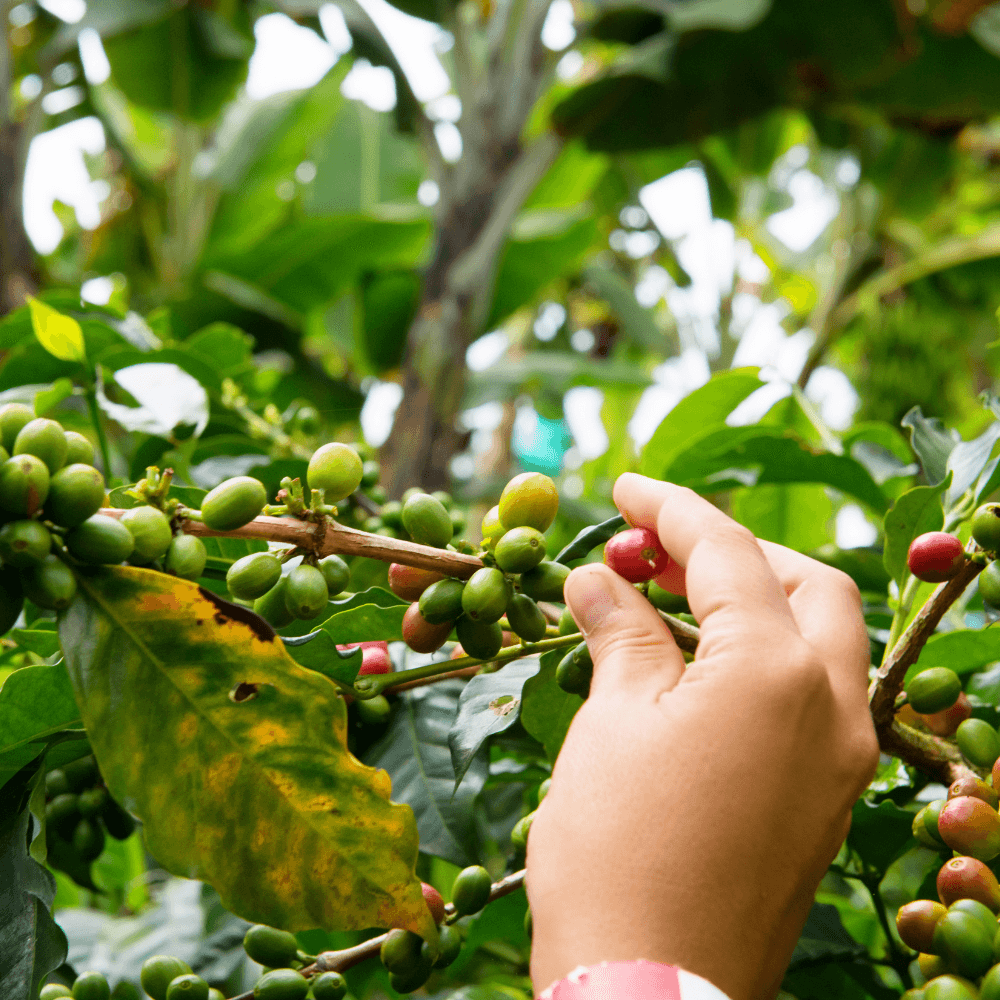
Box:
left=10, top=298, right=1000, bottom=1000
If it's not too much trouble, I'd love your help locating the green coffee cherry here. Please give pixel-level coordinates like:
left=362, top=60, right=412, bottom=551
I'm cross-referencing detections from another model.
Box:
left=355, top=694, right=391, bottom=725
left=525, top=908, right=533, bottom=939
left=452, top=864, right=492, bottom=916
left=520, top=560, right=570, bottom=602
left=432, top=925, right=462, bottom=968
left=294, top=405, right=320, bottom=435
left=252, top=970, right=309, bottom=1000
left=982, top=964, right=1000, bottom=1000
left=957, top=718, right=1000, bottom=769
left=646, top=581, right=689, bottom=613
left=65, top=514, right=134, bottom=565
left=0, top=402, right=34, bottom=452
left=401, top=487, right=425, bottom=503
left=22, top=554, right=76, bottom=610
left=498, top=472, right=559, bottom=532
left=450, top=509, right=466, bottom=536
left=402, top=493, right=452, bottom=548
left=455, top=616, right=503, bottom=660
left=387, top=965, right=432, bottom=995
left=101, top=796, right=136, bottom=840
left=200, top=477, right=267, bottom=532
left=227, top=553, right=282, bottom=601
left=461, top=567, right=509, bottom=624
left=0, top=519, right=51, bottom=567
left=319, top=554, right=350, bottom=596
left=364, top=516, right=383, bottom=533
left=923, top=799, right=949, bottom=846
left=45, top=768, right=70, bottom=798
left=506, top=593, right=547, bottom=642
left=494, top=526, right=547, bottom=574
left=380, top=929, right=424, bottom=975
left=164, top=535, right=207, bottom=580
left=907, top=667, right=962, bottom=714
left=923, top=975, right=979, bottom=1000
left=45, top=793, right=80, bottom=837
left=253, top=576, right=295, bottom=628
left=72, top=818, right=105, bottom=861
left=431, top=490, right=452, bottom=509
left=0, top=454, right=49, bottom=518
left=557, top=606, right=577, bottom=635
left=44, top=464, right=105, bottom=528
left=511, top=811, right=534, bottom=851
left=205, top=990, right=224, bottom=1000
left=63, top=754, right=99, bottom=790
left=243, top=923, right=300, bottom=968
left=913, top=806, right=944, bottom=849
left=949, top=899, right=998, bottom=942
left=380, top=501, right=404, bottom=530
left=556, top=642, right=592, bottom=697
left=537, top=777, right=551, bottom=803
left=480, top=505, right=504, bottom=551
left=13, top=418, right=67, bottom=473
left=309, top=973, right=347, bottom=1000
left=419, top=578, right=466, bottom=624
left=361, top=460, right=380, bottom=486
left=72, top=973, right=110, bottom=1000
left=982, top=562, right=1000, bottom=610
left=41, top=985, right=74, bottom=1000
left=141, top=956, right=192, bottom=1000
left=973, top=504, right=1000, bottom=552
left=307, top=443, right=364, bottom=503
left=165, top=976, right=208, bottom=1000
left=63, top=431, right=95, bottom=466
left=284, top=564, right=329, bottom=620
left=77, top=787, right=107, bottom=819
left=121, top=506, right=173, bottom=564
left=933, top=909, right=995, bottom=979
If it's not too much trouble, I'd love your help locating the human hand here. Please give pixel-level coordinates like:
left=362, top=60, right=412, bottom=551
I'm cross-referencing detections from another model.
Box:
left=526, top=474, right=879, bottom=1000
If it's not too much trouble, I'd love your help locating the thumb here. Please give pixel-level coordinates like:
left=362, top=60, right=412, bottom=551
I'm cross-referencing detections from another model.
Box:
left=563, top=563, right=685, bottom=696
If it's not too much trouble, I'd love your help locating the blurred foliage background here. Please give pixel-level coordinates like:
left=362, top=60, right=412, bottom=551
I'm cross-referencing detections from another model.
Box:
left=10, top=0, right=1000, bottom=996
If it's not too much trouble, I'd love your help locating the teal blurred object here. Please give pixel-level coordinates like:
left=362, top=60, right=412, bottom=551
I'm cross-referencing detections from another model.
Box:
left=512, top=411, right=571, bottom=476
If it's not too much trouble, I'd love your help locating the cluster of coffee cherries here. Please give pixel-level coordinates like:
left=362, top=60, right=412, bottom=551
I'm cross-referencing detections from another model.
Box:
left=42, top=754, right=135, bottom=886
left=388, top=473, right=566, bottom=661
left=901, top=758, right=1000, bottom=997
left=39, top=866, right=501, bottom=1000
left=0, top=400, right=196, bottom=625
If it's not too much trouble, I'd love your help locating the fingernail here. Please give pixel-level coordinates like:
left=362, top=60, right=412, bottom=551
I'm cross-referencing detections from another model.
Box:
left=566, top=567, right=616, bottom=635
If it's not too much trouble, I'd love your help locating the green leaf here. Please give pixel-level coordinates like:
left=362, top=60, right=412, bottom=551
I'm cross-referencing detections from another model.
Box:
left=520, top=649, right=583, bottom=763
left=660, top=426, right=890, bottom=513
left=882, top=475, right=951, bottom=587
left=582, top=265, right=663, bottom=350
left=363, top=682, right=487, bottom=868
left=901, top=406, right=956, bottom=486
left=0, top=664, right=82, bottom=791
left=58, top=565, right=434, bottom=939
left=847, top=798, right=915, bottom=875
left=448, top=660, right=540, bottom=790
left=554, top=515, right=626, bottom=565
left=730, top=483, right=832, bottom=552
left=283, top=633, right=362, bottom=685
left=788, top=901, right=867, bottom=968
left=27, top=298, right=86, bottom=363
left=310, top=602, right=408, bottom=646
left=638, top=368, right=764, bottom=478
left=10, top=629, right=61, bottom=657
left=909, top=628, right=1000, bottom=682
left=445, top=890, right=529, bottom=977
left=807, top=546, right=891, bottom=595
left=945, top=419, right=1000, bottom=509
left=0, top=760, right=68, bottom=1000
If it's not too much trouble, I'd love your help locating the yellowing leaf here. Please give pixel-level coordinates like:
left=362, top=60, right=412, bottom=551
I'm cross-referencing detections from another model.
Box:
left=59, top=566, right=434, bottom=940
left=27, top=298, right=86, bottom=363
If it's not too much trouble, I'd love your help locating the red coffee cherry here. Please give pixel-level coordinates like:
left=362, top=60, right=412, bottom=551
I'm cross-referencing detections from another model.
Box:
left=604, top=527, right=670, bottom=583
left=938, top=855, right=1000, bottom=911
left=359, top=647, right=392, bottom=676
left=907, top=531, right=965, bottom=583
left=420, top=882, right=445, bottom=924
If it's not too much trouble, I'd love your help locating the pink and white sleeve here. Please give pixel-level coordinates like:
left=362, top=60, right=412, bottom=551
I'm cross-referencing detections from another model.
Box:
left=536, top=960, right=732, bottom=1000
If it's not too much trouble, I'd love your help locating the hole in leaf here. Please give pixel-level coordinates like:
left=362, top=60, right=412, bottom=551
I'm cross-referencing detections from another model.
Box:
left=230, top=682, right=260, bottom=703
left=489, top=695, right=518, bottom=717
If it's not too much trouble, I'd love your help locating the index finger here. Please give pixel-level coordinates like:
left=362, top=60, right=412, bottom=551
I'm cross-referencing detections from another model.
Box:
left=612, top=473, right=798, bottom=653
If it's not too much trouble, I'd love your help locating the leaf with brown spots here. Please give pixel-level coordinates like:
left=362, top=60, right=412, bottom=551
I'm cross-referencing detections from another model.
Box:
left=58, top=565, right=434, bottom=940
